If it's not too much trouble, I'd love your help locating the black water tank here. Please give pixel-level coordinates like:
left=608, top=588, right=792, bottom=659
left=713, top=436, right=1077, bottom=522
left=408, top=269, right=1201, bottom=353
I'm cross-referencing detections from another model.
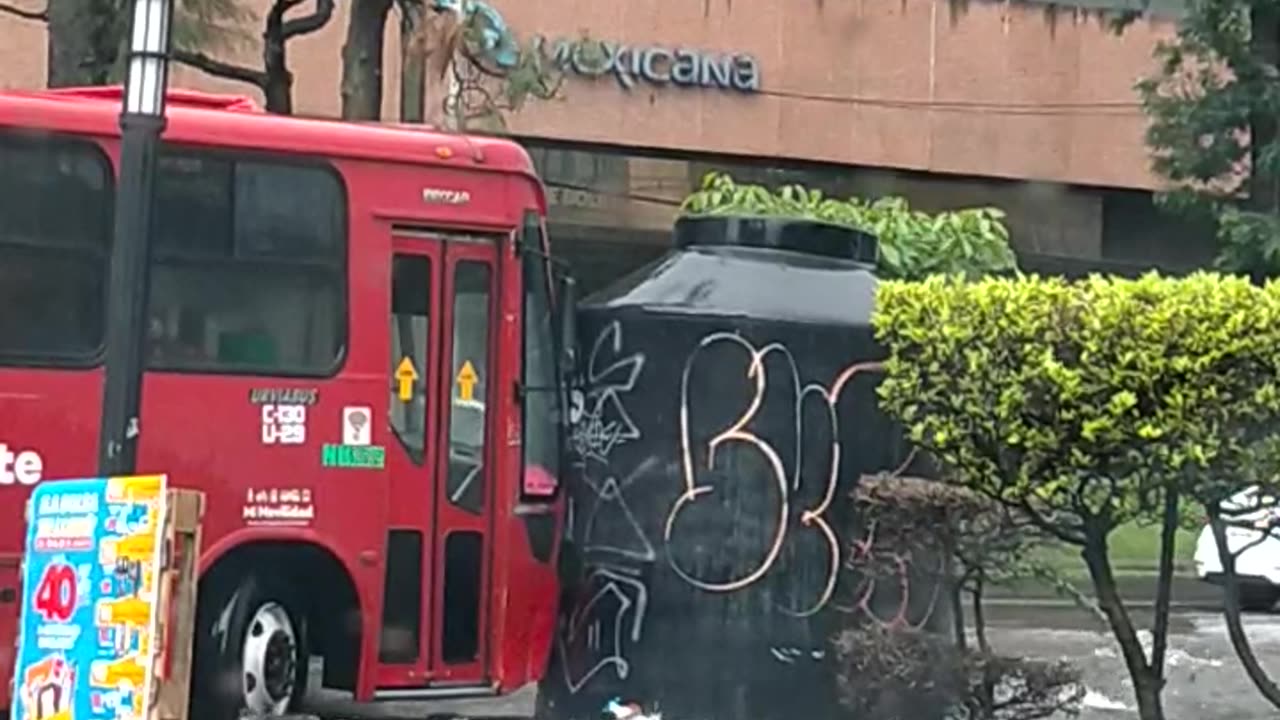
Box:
left=539, top=216, right=929, bottom=720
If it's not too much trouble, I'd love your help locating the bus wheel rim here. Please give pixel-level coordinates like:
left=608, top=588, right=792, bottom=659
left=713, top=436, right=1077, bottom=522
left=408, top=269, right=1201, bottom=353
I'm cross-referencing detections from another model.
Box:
left=242, top=601, right=297, bottom=714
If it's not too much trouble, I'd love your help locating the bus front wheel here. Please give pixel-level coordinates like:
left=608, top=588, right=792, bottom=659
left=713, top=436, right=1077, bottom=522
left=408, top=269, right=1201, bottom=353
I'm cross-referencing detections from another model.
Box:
left=193, top=572, right=311, bottom=720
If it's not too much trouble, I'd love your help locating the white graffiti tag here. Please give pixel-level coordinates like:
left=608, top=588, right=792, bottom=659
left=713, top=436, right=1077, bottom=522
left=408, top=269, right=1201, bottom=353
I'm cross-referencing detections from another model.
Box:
left=570, top=321, right=646, bottom=464
left=580, top=456, right=660, bottom=564
left=558, top=568, right=650, bottom=693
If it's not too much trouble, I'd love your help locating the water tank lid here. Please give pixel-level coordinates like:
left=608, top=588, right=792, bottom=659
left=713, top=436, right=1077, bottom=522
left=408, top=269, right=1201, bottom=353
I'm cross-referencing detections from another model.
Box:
left=674, top=214, right=878, bottom=265
left=583, top=244, right=879, bottom=327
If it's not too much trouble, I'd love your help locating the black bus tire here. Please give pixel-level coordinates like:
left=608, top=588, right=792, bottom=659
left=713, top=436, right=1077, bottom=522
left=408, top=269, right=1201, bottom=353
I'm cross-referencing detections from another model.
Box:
left=192, top=572, right=310, bottom=720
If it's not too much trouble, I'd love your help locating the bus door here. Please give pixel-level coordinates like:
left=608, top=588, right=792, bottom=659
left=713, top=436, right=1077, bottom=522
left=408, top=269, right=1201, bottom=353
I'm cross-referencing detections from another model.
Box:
left=379, top=230, right=500, bottom=691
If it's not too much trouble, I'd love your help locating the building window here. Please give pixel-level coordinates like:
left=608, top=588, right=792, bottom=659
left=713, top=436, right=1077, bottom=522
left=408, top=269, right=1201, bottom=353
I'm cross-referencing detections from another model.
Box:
left=526, top=145, right=628, bottom=192
left=147, top=150, right=347, bottom=375
left=0, top=133, right=112, bottom=366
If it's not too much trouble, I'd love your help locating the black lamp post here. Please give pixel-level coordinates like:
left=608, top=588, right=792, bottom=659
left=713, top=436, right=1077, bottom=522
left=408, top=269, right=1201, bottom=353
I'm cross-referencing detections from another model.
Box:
left=97, top=0, right=174, bottom=476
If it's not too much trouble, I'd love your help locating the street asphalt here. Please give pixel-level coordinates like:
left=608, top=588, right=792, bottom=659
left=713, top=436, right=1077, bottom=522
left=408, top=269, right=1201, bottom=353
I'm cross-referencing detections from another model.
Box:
left=296, top=574, right=1258, bottom=720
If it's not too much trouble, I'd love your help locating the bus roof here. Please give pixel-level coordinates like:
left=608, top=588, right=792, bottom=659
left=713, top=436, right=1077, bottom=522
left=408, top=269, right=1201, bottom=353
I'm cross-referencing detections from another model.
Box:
left=0, top=86, right=540, bottom=180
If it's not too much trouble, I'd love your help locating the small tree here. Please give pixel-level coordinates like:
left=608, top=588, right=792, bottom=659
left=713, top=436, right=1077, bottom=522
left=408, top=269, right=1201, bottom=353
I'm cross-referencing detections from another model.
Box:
left=1138, top=0, right=1280, bottom=278
left=873, top=272, right=1280, bottom=720
left=336, top=0, right=600, bottom=126
left=680, top=172, right=1018, bottom=279
left=425, top=11, right=603, bottom=132
left=837, top=474, right=1084, bottom=720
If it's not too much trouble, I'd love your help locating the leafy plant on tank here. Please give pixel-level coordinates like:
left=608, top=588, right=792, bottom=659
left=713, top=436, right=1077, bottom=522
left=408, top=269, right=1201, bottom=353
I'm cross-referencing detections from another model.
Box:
left=680, top=171, right=1018, bottom=280
left=873, top=272, right=1280, bottom=720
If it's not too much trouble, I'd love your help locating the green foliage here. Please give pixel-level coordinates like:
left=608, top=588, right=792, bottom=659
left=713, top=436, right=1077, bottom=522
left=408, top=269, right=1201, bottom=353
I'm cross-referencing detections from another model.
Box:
left=455, top=19, right=604, bottom=132
left=680, top=172, right=1018, bottom=280
left=873, top=272, right=1280, bottom=543
left=1138, top=0, right=1280, bottom=276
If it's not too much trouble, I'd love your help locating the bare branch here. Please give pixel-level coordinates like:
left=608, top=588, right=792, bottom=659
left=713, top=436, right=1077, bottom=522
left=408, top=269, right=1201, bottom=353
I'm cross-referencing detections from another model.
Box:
left=280, top=0, right=334, bottom=39
left=266, top=0, right=302, bottom=22
left=173, top=49, right=266, bottom=88
left=1015, top=496, right=1087, bottom=546
left=0, top=1, right=45, bottom=21
left=1208, top=513, right=1280, bottom=708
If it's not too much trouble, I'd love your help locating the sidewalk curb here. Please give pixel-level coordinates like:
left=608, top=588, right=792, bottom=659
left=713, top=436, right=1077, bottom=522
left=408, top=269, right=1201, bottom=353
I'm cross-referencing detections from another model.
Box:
left=985, top=574, right=1222, bottom=605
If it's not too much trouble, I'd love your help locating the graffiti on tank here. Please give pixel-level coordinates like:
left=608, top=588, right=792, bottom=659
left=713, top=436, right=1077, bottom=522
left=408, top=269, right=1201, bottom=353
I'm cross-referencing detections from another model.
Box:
left=570, top=321, right=645, bottom=465
left=579, top=457, right=659, bottom=564
left=839, top=520, right=945, bottom=631
left=665, top=331, right=882, bottom=618
left=560, top=321, right=654, bottom=695
left=770, top=646, right=825, bottom=664
left=557, top=567, right=649, bottom=693
left=557, top=551, right=653, bottom=696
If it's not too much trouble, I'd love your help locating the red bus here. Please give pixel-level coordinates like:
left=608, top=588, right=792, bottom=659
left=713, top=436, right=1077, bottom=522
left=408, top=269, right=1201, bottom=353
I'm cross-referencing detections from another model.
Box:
left=0, top=86, right=576, bottom=719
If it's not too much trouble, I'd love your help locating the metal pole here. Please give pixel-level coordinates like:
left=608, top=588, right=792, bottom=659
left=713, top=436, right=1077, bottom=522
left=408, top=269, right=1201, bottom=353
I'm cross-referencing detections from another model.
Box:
left=97, top=115, right=164, bottom=476
left=98, top=0, right=172, bottom=476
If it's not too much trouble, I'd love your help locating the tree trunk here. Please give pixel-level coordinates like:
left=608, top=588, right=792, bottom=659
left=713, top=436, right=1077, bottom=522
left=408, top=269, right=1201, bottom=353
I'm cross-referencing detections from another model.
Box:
left=972, top=574, right=991, bottom=655
left=398, top=0, right=426, bottom=123
left=262, top=7, right=293, bottom=113
left=1150, top=487, right=1180, bottom=677
left=341, top=0, right=395, bottom=120
left=971, top=577, right=997, bottom=718
left=46, top=0, right=119, bottom=86
left=1209, top=513, right=1280, bottom=708
left=1082, top=530, right=1164, bottom=720
left=421, top=10, right=460, bottom=127
left=261, top=69, right=293, bottom=114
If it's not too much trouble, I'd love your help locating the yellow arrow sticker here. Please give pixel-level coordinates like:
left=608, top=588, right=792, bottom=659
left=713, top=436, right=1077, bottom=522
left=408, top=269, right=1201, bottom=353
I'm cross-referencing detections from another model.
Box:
left=456, top=360, right=478, bottom=402
left=395, top=357, right=419, bottom=402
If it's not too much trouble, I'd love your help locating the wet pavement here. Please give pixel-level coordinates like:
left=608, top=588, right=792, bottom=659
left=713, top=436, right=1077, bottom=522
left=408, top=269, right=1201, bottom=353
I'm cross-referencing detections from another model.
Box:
left=980, top=599, right=1280, bottom=720
left=301, top=595, right=1280, bottom=720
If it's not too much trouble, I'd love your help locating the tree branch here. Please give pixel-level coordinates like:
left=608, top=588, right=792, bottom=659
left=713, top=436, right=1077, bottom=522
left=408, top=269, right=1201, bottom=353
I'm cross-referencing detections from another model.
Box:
left=0, top=1, right=45, bottom=21
left=173, top=49, right=266, bottom=88
left=1209, top=511, right=1280, bottom=709
left=1015, top=496, right=1086, bottom=546
left=266, top=0, right=305, bottom=32
left=281, top=0, right=335, bottom=39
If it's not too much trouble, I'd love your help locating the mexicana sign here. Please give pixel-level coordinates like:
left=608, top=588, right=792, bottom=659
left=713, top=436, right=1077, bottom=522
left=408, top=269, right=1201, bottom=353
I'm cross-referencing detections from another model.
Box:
left=531, top=36, right=761, bottom=93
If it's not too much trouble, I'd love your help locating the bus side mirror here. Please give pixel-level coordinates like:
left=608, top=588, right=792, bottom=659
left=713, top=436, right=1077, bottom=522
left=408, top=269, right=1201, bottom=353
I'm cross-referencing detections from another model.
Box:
left=557, top=275, right=578, bottom=379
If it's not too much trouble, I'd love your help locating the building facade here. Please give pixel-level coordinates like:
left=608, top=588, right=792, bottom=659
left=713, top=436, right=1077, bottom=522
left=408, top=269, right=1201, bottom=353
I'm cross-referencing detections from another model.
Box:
left=0, top=0, right=1212, bottom=290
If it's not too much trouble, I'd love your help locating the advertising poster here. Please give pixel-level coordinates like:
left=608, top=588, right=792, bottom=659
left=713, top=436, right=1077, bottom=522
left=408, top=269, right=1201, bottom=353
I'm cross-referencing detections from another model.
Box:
left=11, top=475, right=169, bottom=720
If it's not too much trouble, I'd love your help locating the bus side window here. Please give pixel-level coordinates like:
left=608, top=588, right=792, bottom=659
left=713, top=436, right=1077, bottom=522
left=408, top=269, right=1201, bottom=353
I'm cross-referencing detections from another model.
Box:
left=390, top=255, right=431, bottom=464
left=0, top=133, right=112, bottom=365
left=147, top=151, right=346, bottom=375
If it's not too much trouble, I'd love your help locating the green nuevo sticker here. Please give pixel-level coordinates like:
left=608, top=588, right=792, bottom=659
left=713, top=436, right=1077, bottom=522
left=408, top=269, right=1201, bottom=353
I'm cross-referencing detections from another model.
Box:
left=321, top=444, right=385, bottom=469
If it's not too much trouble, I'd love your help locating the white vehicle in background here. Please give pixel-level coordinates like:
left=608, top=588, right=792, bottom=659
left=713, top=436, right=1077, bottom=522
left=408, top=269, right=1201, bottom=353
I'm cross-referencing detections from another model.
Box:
left=1194, top=486, right=1280, bottom=612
